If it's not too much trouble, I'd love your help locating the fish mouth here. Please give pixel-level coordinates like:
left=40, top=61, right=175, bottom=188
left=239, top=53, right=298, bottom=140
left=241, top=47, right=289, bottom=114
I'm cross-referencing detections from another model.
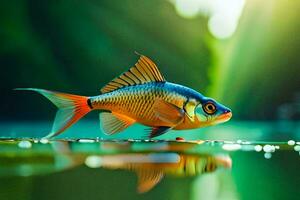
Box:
left=216, top=112, right=232, bottom=122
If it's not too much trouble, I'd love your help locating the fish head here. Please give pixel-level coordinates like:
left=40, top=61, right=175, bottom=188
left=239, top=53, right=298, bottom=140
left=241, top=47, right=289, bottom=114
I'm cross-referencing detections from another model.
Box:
left=195, top=97, right=232, bottom=127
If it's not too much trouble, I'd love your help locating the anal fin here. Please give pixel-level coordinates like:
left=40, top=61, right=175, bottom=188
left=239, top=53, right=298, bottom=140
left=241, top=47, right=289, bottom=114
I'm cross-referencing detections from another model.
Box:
left=148, top=126, right=171, bottom=138
left=100, top=112, right=136, bottom=135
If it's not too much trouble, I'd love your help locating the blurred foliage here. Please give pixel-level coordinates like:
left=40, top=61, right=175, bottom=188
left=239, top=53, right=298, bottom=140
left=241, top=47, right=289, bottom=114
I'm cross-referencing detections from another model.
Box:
left=0, top=0, right=299, bottom=121
left=0, top=0, right=211, bottom=120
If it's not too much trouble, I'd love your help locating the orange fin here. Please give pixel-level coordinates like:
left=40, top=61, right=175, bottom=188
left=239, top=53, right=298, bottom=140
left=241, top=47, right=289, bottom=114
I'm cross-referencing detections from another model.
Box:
left=136, top=169, right=164, bottom=193
left=15, top=88, right=91, bottom=138
left=153, top=99, right=184, bottom=126
left=99, top=112, right=136, bottom=135
left=101, top=54, right=165, bottom=94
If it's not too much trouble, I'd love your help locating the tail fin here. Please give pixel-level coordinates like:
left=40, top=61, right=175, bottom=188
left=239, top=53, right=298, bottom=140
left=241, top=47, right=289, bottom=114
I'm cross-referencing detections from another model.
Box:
left=15, top=88, right=91, bottom=138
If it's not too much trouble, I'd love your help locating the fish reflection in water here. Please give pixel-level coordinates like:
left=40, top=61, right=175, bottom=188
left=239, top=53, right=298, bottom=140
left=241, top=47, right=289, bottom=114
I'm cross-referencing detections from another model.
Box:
left=84, top=152, right=232, bottom=193
left=0, top=139, right=232, bottom=194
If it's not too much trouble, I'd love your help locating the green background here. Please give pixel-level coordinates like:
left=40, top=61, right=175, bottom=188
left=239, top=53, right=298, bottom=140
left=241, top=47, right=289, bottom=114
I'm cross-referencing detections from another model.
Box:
left=1, top=0, right=299, bottom=121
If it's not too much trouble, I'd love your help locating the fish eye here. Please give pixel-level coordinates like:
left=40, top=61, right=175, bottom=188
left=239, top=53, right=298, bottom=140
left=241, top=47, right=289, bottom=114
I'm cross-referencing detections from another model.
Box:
left=203, top=102, right=217, bottom=115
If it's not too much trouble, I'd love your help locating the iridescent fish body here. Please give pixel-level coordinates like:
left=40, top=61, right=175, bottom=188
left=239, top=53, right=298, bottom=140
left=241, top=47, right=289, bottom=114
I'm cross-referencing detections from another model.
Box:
left=17, top=54, right=232, bottom=138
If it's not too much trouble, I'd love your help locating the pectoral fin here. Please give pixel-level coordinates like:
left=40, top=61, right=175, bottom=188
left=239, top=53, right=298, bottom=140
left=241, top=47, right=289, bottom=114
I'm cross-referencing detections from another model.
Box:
left=136, top=169, right=164, bottom=193
left=153, top=99, right=184, bottom=126
left=99, top=112, right=136, bottom=135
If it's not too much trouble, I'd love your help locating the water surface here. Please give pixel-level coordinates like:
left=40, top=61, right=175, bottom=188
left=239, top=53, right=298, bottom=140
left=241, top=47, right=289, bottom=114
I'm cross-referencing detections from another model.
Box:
left=0, top=121, right=299, bottom=200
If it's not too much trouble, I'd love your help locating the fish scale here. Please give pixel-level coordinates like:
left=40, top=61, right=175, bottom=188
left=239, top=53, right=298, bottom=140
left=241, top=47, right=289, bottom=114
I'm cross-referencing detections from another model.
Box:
left=90, top=83, right=186, bottom=126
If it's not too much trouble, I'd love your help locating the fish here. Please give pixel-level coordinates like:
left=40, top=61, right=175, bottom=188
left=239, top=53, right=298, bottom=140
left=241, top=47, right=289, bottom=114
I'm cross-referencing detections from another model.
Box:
left=16, top=54, right=232, bottom=138
left=84, top=153, right=232, bottom=193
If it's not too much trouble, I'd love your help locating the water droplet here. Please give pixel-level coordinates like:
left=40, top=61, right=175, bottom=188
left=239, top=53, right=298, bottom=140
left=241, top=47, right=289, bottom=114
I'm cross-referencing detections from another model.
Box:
left=18, top=140, right=32, bottom=149
left=33, top=139, right=39, bottom=143
left=222, top=144, right=241, bottom=151
left=40, top=138, right=49, bottom=144
left=288, top=140, right=295, bottom=146
left=294, top=145, right=300, bottom=152
left=263, top=145, right=275, bottom=153
left=254, top=145, right=263, bottom=152
left=264, top=152, right=272, bottom=159
left=78, top=139, right=95, bottom=143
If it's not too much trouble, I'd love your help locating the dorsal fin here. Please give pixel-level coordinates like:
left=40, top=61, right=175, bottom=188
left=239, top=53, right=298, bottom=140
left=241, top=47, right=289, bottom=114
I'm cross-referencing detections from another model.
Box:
left=101, top=54, right=166, bottom=93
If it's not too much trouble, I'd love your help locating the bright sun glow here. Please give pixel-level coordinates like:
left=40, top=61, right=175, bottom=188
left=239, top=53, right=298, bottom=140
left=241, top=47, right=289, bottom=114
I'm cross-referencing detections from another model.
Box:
left=170, top=0, right=246, bottom=39
left=174, top=0, right=202, bottom=18
left=208, top=13, right=237, bottom=39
